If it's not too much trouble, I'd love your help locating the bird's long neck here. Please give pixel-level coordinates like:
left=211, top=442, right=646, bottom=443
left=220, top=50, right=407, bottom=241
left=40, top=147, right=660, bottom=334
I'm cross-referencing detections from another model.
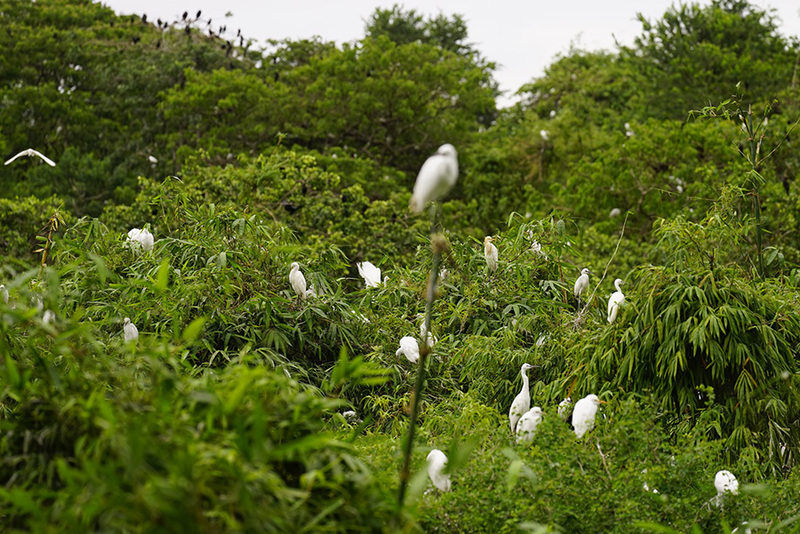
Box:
left=615, top=280, right=622, bottom=292
left=521, top=369, right=529, bottom=390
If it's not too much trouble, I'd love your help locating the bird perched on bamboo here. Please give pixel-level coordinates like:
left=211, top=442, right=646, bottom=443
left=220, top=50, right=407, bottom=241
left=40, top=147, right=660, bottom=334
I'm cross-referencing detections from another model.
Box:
left=4, top=148, right=56, bottom=167
left=484, top=236, right=498, bottom=273
left=357, top=261, right=381, bottom=288
left=123, top=317, right=139, bottom=343
left=572, top=394, right=603, bottom=438
left=396, top=336, right=420, bottom=363
left=574, top=268, right=590, bottom=305
left=516, top=406, right=543, bottom=443
left=289, top=262, right=307, bottom=300
left=607, top=279, right=625, bottom=323
left=410, top=144, right=458, bottom=213
left=426, top=449, right=451, bottom=492
left=127, top=228, right=154, bottom=252
left=509, top=363, right=534, bottom=434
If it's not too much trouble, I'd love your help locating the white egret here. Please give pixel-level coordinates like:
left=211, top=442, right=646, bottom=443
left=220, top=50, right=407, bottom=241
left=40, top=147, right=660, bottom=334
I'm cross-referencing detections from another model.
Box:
left=123, top=317, right=139, bottom=343
left=607, top=279, right=625, bottom=324
left=419, top=321, right=436, bottom=348
left=572, top=394, right=603, bottom=438
left=357, top=261, right=382, bottom=288
left=426, top=449, right=451, bottom=492
left=289, top=262, right=307, bottom=300
left=509, top=363, right=534, bottom=433
left=409, top=143, right=458, bottom=213
left=516, top=406, right=543, bottom=443
left=609, top=208, right=622, bottom=218
left=557, top=397, right=572, bottom=421
left=484, top=236, right=498, bottom=273
left=0, top=284, right=7, bottom=304
left=147, top=155, right=158, bottom=164
left=342, top=410, right=362, bottom=424
left=715, top=470, right=738, bottom=496
left=573, top=268, right=590, bottom=303
left=127, top=228, right=154, bottom=252
left=4, top=148, right=56, bottom=167
left=396, top=336, right=420, bottom=363
left=43, top=310, right=55, bottom=325
left=540, top=130, right=549, bottom=141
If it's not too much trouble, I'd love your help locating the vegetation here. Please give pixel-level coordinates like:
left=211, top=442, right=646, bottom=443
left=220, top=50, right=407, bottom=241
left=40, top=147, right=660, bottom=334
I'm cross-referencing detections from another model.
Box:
left=2, top=0, right=800, bottom=531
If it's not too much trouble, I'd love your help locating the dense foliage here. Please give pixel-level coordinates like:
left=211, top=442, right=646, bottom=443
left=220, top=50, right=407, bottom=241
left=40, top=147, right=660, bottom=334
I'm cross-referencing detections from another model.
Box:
left=2, top=0, right=800, bottom=531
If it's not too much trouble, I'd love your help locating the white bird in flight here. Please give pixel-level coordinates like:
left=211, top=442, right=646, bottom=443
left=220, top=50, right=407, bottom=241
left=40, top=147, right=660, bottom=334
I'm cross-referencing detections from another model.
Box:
left=396, top=336, right=420, bottom=363
left=509, top=363, right=534, bottom=434
left=607, top=278, right=625, bottom=323
left=426, top=449, right=451, bottom=492
left=4, top=148, right=56, bottom=167
left=484, top=236, right=498, bottom=273
left=516, top=406, right=543, bottom=443
left=127, top=228, right=154, bottom=252
left=289, top=262, right=307, bottom=300
left=357, top=261, right=381, bottom=288
left=123, top=317, right=139, bottom=343
left=572, top=394, right=603, bottom=438
left=410, top=144, right=458, bottom=213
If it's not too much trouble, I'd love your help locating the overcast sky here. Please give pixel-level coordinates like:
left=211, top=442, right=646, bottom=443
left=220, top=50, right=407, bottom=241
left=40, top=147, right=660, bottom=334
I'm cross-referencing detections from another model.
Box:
left=100, top=0, right=800, bottom=106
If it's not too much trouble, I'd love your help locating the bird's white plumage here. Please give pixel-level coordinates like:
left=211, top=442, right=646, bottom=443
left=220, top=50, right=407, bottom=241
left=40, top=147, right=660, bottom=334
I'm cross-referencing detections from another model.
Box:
left=420, top=319, right=436, bottom=348
left=410, top=144, right=458, bottom=213
left=43, top=310, right=55, bottom=325
left=484, top=236, right=498, bottom=272
left=123, top=317, right=139, bottom=342
left=574, top=268, right=590, bottom=299
left=572, top=394, right=601, bottom=438
left=127, top=228, right=154, bottom=252
left=4, top=148, right=56, bottom=167
left=426, top=449, right=451, bottom=492
left=607, top=278, right=625, bottom=323
left=0, top=284, right=7, bottom=304
left=516, top=406, right=543, bottom=443
left=509, top=363, right=534, bottom=433
left=396, top=336, right=420, bottom=363
left=715, top=470, right=738, bottom=496
left=357, top=261, right=382, bottom=288
left=289, top=262, right=307, bottom=300
left=558, top=397, right=572, bottom=421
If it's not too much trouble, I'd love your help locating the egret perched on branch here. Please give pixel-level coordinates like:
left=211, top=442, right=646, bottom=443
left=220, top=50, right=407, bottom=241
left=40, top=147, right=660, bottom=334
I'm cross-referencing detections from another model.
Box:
left=127, top=228, right=154, bottom=252
left=516, top=406, right=543, bottom=443
left=357, top=261, right=381, bottom=288
left=4, top=148, right=56, bottom=167
left=607, top=279, right=625, bottom=323
left=289, top=262, right=307, bottom=300
left=426, top=449, right=451, bottom=492
left=409, top=144, right=458, bottom=213
left=396, top=336, right=420, bottom=363
left=509, top=363, right=534, bottom=433
left=557, top=397, right=572, bottom=421
left=572, top=394, right=603, bottom=438
left=574, top=268, right=590, bottom=303
left=484, top=236, right=498, bottom=273
left=123, top=317, right=139, bottom=343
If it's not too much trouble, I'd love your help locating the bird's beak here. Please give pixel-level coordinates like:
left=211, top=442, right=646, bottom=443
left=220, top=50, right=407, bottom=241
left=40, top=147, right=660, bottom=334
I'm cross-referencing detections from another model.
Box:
left=598, top=400, right=607, bottom=404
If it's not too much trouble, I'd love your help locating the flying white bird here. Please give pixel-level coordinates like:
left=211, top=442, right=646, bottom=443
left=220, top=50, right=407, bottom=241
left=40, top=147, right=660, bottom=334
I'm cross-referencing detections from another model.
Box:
left=289, top=262, right=307, bottom=300
left=127, top=228, right=154, bottom=252
left=123, top=317, right=139, bottom=343
left=4, top=148, right=56, bottom=167
left=572, top=394, right=603, bottom=438
left=426, top=449, right=451, bottom=492
left=574, top=268, right=590, bottom=302
left=516, top=406, right=543, bottom=443
left=396, top=336, right=420, bottom=363
left=357, top=261, right=381, bottom=288
left=409, top=143, right=458, bottom=213
left=607, top=279, right=625, bottom=323
left=509, top=363, right=534, bottom=433
left=484, top=236, right=498, bottom=273
left=557, top=397, right=572, bottom=421
left=0, top=284, right=8, bottom=304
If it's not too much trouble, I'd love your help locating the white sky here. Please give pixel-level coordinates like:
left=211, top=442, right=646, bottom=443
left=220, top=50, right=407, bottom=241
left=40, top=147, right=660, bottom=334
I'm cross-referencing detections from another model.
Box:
left=100, top=0, right=800, bottom=107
